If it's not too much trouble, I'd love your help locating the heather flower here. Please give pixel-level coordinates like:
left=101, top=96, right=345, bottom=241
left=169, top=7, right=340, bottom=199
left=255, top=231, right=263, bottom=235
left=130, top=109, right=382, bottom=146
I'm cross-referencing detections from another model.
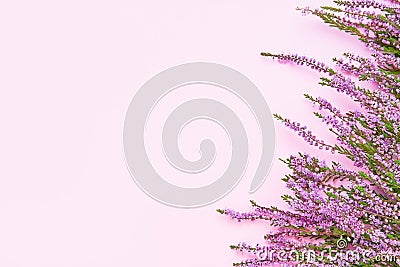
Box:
left=219, top=1, right=400, bottom=266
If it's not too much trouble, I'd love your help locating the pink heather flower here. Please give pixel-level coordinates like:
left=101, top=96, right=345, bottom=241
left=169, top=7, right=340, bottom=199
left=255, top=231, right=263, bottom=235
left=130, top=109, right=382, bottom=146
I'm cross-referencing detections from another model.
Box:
left=219, top=1, right=400, bottom=266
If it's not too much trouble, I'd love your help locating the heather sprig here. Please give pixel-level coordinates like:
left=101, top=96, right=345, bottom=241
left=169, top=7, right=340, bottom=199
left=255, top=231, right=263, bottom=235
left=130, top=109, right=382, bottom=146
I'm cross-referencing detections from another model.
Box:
left=219, top=1, right=400, bottom=266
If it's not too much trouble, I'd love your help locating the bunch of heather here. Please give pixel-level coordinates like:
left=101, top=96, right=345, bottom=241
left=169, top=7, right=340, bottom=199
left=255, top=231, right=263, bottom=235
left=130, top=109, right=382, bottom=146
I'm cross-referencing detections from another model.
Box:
left=218, top=1, right=400, bottom=266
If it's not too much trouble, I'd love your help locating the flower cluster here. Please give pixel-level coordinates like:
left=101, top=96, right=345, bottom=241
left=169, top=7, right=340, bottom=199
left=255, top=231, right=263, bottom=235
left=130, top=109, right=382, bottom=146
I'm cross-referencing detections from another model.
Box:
left=218, top=1, right=400, bottom=266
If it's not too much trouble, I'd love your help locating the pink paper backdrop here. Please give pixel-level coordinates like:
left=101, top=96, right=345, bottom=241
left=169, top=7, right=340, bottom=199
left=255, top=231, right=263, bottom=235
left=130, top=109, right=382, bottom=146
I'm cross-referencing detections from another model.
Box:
left=0, top=0, right=368, bottom=266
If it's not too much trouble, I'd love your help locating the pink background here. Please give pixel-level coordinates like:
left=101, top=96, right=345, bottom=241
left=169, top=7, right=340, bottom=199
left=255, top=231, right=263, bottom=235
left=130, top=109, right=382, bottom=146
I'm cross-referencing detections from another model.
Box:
left=0, top=0, right=367, bottom=266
